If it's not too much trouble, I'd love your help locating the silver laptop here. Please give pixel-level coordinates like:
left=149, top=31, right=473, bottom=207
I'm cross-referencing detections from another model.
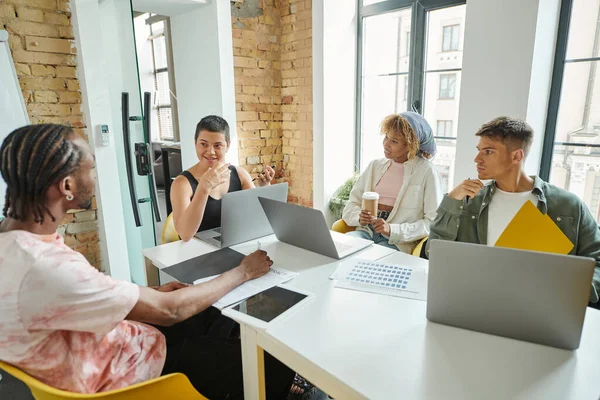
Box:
left=427, top=240, right=595, bottom=350
left=258, top=197, right=372, bottom=259
left=195, top=183, right=288, bottom=247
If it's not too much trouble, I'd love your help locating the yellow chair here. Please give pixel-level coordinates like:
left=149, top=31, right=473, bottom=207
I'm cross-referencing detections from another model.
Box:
left=161, top=212, right=180, bottom=244
left=332, top=218, right=355, bottom=234
left=331, top=219, right=428, bottom=257
left=0, top=361, right=207, bottom=400
left=412, top=236, right=428, bottom=258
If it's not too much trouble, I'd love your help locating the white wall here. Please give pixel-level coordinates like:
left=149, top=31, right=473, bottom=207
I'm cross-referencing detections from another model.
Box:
left=132, top=0, right=207, bottom=17
left=453, top=0, right=560, bottom=184
left=71, top=0, right=131, bottom=281
left=170, top=2, right=238, bottom=169
left=313, top=0, right=358, bottom=225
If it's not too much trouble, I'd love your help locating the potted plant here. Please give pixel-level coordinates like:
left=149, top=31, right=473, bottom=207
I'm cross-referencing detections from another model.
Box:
left=328, top=173, right=359, bottom=221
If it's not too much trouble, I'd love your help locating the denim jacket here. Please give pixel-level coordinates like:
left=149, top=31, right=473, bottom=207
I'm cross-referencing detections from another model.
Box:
left=427, top=176, right=600, bottom=303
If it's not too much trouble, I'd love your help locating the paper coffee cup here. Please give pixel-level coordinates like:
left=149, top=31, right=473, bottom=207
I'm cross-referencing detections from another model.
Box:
left=362, top=192, right=379, bottom=216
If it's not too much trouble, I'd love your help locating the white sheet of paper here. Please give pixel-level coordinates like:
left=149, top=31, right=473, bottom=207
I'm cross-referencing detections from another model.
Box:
left=194, top=266, right=297, bottom=309
left=333, top=259, right=427, bottom=301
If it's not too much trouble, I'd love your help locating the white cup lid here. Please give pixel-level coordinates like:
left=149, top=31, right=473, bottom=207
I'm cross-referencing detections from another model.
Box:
left=362, top=191, right=379, bottom=200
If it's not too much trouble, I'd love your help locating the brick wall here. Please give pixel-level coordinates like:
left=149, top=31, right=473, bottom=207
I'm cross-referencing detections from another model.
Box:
left=0, top=0, right=101, bottom=269
left=232, top=0, right=313, bottom=206
left=280, top=0, right=312, bottom=206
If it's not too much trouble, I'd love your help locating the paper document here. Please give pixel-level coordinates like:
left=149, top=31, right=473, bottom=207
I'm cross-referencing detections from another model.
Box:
left=494, top=200, right=573, bottom=254
left=194, top=266, right=297, bottom=309
left=333, top=259, right=427, bottom=301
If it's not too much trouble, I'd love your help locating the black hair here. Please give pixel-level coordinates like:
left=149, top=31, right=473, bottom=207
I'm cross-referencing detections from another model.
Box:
left=475, top=117, right=534, bottom=156
left=194, top=115, right=230, bottom=144
left=0, top=124, right=83, bottom=224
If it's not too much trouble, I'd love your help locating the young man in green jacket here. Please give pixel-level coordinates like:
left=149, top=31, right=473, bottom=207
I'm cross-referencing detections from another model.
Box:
left=427, top=117, right=600, bottom=305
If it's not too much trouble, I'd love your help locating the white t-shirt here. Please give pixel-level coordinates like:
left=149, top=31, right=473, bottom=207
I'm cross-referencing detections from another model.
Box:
left=487, top=188, right=538, bottom=246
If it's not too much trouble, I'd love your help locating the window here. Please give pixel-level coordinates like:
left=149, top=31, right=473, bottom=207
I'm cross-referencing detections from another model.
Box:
left=541, top=0, right=600, bottom=222
left=437, top=120, right=453, bottom=137
left=438, top=73, right=456, bottom=99
left=356, top=1, right=466, bottom=171
left=148, top=16, right=178, bottom=141
left=442, top=24, right=460, bottom=51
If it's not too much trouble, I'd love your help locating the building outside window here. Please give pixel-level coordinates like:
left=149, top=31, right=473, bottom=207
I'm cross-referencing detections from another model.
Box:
left=438, top=73, right=456, bottom=99
left=437, top=120, right=453, bottom=137
left=442, top=24, right=460, bottom=51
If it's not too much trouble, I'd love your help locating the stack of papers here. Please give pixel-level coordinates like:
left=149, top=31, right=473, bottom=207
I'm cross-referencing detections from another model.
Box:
left=495, top=200, right=574, bottom=254
left=194, top=267, right=297, bottom=309
left=333, top=259, right=427, bottom=301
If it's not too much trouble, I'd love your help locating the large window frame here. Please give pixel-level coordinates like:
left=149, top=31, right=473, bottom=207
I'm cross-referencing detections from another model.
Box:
left=146, top=14, right=179, bottom=142
left=540, top=0, right=591, bottom=180
left=355, top=0, right=466, bottom=170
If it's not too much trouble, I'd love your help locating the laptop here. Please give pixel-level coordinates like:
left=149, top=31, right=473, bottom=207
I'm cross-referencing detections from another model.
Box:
left=195, top=183, right=288, bottom=247
left=258, top=197, right=372, bottom=259
left=427, top=240, right=595, bottom=350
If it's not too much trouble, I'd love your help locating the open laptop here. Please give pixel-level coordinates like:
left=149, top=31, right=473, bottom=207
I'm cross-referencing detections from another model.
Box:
left=195, top=183, right=288, bottom=248
left=258, top=197, right=372, bottom=259
left=427, top=240, right=595, bottom=350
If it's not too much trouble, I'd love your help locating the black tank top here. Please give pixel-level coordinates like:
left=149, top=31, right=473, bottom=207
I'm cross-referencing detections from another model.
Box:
left=180, top=166, right=242, bottom=232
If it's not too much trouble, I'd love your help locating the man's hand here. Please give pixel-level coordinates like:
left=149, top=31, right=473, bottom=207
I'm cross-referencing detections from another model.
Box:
left=151, top=281, right=190, bottom=292
left=448, top=179, right=484, bottom=201
left=359, top=210, right=374, bottom=226
left=238, top=250, right=273, bottom=281
left=371, top=218, right=391, bottom=236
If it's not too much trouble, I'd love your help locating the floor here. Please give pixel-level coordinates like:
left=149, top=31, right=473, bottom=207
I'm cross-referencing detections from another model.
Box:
left=0, top=370, right=32, bottom=400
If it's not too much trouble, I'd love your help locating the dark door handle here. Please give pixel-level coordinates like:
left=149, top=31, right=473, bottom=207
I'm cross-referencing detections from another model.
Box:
left=122, top=92, right=142, bottom=227
left=143, top=91, right=162, bottom=223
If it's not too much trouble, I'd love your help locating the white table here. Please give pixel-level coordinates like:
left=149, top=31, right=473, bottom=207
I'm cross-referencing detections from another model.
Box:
left=145, top=239, right=600, bottom=400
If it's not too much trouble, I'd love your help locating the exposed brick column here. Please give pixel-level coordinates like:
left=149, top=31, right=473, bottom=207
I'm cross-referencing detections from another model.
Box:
left=0, top=0, right=101, bottom=269
left=232, top=0, right=312, bottom=206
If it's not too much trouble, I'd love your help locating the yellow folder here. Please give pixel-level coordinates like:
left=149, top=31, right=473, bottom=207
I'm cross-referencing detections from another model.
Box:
left=494, top=200, right=574, bottom=255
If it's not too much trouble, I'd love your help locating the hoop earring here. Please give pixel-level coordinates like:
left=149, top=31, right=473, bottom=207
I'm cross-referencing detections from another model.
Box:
left=66, top=194, right=74, bottom=201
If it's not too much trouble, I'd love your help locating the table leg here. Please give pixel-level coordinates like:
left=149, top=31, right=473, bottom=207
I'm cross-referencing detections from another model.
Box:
left=144, top=256, right=160, bottom=287
left=240, top=324, right=267, bottom=400
left=162, top=148, right=172, bottom=215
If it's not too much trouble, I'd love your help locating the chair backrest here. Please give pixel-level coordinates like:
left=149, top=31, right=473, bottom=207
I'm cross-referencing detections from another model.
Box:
left=412, top=236, right=428, bottom=258
left=161, top=212, right=180, bottom=244
left=0, top=360, right=207, bottom=400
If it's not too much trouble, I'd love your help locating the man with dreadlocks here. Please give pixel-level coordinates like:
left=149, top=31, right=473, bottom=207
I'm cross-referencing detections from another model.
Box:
left=0, top=124, right=294, bottom=398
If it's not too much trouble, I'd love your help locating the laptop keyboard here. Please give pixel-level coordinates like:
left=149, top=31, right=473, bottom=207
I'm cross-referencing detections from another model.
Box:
left=334, top=241, right=352, bottom=253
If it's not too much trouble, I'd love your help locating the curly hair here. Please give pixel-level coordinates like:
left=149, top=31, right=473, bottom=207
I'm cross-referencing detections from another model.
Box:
left=380, top=114, right=432, bottom=160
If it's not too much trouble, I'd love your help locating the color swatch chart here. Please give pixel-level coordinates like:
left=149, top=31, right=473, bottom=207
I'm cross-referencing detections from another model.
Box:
left=335, top=259, right=426, bottom=301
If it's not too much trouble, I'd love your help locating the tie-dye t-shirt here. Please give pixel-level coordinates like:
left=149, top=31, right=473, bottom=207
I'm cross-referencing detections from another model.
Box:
left=0, top=230, right=166, bottom=393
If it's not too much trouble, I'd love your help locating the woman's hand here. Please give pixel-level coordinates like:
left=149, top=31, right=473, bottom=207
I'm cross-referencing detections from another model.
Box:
left=359, top=210, right=374, bottom=226
left=371, top=218, right=391, bottom=236
left=200, top=163, right=231, bottom=192
left=255, top=165, right=275, bottom=187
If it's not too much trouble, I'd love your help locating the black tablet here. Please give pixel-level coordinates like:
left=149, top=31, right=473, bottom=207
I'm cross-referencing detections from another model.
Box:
left=232, top=286, right=310, bottom=323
